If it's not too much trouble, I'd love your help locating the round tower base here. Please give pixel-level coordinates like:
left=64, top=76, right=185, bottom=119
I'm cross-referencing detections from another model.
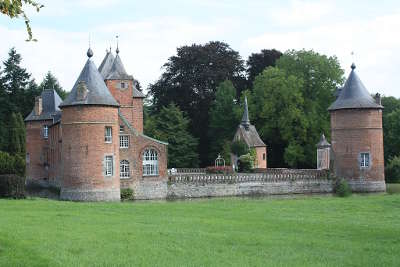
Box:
left=347, top=180, right=386, bottom=193
left=60, top=188, right=120, bottom=201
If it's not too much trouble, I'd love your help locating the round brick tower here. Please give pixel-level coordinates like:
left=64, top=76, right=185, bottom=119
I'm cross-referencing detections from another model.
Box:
left=328, top=63, right=385, bottom=192
left=59, top=48, right=121, bottom=201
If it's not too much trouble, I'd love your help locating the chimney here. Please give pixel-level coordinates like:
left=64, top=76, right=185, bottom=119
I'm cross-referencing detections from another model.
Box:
left=34, top=96, right=42, bottom=115
left=374, top=93, right=381, bottom=105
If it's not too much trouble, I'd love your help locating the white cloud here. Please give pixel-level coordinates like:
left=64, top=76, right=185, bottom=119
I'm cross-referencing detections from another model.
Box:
left=244, top=12, right=400, bottom=97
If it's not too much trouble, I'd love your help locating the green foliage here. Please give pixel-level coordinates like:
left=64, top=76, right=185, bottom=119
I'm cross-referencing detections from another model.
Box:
left=148, top=41, right=246, bottom=166
left=0, top=0, right=43, bottom=41
left=230, top=140, right=249, bottom=157
left=385, top=156, right=400, bottom=183
left=334, top=178, right=352, bottom=197
left=0, top=151, right=25, bottom=177
left=8, top=112, right=26, bottom=155
left=382, top=96, right=400, bottom=164
left=208, top=80, right=241, bottom=162
left=246, top=49, right=282, bottom=83
left=238, top=152, right=255, bottom=172
left=145, top=103, right=199, bottom=168
left=120, top=188, right=134, bottom=201
left=39, top=71, right=67, bottom=99
left=0, top=174, right=25, bottom=199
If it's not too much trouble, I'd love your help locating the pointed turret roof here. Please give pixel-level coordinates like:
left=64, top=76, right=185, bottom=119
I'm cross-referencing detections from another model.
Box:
left=102, top=48, right=133, bottom=80
left=25, top=89, right=62, bottom=122
left=59, top=49, right=119, bottom=108
left=328, top=63, right=383, bottom=111
left=316, top=133, right=331, bottom=148
left=98, top=50, right=115, bottom=79
left=241, top=96, right=250, bottom=128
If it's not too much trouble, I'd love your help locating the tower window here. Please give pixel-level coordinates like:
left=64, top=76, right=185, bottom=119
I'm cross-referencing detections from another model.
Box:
left=360, top=153, right=370, bottom=168
left=119, top=135, right=129, bottom=148
left=105, top=126, right=112, bottom=143
left=120, top=125, right=124, bottom=133
left=263, top=153, right=266, bottom=160
left=43, top=125, right=49, bottom=139
left=105, top=155, right=114, bottom=176
left=120, top=160, right=130, bottom=178
left=121, top=82, right=126, bottom=89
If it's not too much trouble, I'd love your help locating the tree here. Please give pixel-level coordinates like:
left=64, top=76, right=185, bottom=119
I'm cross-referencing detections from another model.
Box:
left=382, top=96, right=400, bottom=164
left=8, top=112, right=25, bottom=155
left=148, top=41, right=246, bottom=166
left=145, top=103, right=199, bottom=168
left=274, top=49, right=344, bottom=168
left=250, top=67, right=308, bottom=168
left=208, top=80, right=241, bottom=162
left=0, top=0, right=43, bottom=41
left=246, top=49, right=282, bottom=83
left=39, top=71, right=67, bottom=99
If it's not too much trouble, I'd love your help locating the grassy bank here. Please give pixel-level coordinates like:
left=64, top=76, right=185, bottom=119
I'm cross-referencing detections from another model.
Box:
left=0, top=195, right=399, bottom=266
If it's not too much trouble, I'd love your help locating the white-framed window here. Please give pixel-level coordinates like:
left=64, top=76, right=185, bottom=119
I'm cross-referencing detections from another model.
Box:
left=120, top=125, right=124, bottom=133
left=119, top=135, right=129, bottom=148
left=43, top=125, right=48, bottom=139
left=360, top=152, right=370, bottom=168
left=105, top=126, right=112, bottom=143
left=105, top=155, right=113, bottom=176
left=143, top=149, right=158, bottom=176
left=120, top=160, right=130, bottom=179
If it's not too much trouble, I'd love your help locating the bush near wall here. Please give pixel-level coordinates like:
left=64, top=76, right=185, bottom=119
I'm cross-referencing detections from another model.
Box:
left=334, top=178, right=352, bottom=197
left=385, top=156, right=400, bottom=183
left=206, top=166, right=234, bottom=174
left=121, top=188, right=134, bottom=201
left=0, top=174, right=25, bottom=199
left=0, top=151, right=25, bottom=177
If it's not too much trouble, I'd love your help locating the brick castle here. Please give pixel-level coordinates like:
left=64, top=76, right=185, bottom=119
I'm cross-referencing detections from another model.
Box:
left=25, top=49, right=385, bottom=201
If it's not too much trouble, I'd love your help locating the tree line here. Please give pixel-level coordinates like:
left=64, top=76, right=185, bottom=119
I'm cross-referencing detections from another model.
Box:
left=2, top=44, right=400, bottom=178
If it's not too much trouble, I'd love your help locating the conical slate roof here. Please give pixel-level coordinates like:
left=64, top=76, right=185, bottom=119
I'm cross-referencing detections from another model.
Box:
left=105, top=53, right=133, bottom=80
left=241, top=96, right=250, bottom=128
left=328, top=63, right=383, bottom=111
left=59, top=50, right=119, bottom=108
left=25, top=89, right=62, bottom=121
left=98, top=50, right=115, bottom=79
left=316, top=133, right=331, bottom=148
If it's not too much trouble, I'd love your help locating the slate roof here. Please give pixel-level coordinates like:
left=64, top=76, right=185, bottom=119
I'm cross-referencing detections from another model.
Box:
left=105, top=54, right=133, bottom=80
left=316, top=134, right=331, bottom=148
left=328, top=63, right=383, bottom=111
left=25, top=89, right=62, bottom=122
left=234, top=96, right=266, bottom=147
left=98, top=50, right=115, bottom=79
left=59, top=49, right=119, bottom=108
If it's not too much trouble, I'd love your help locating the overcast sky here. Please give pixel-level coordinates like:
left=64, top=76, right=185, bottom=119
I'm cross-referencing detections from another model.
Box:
left=0, top=0, right=399, bottom=97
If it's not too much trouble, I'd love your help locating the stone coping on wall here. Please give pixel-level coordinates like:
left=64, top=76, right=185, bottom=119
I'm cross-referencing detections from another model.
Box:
left=169, top=169, right=330, bottom=184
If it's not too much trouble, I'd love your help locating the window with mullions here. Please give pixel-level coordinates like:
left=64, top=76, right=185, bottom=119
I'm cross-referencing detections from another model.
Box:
left=43, top=125, right=49, bottom=139
left=143, top=149, right=158, bottom=176
left=105, top=155, right=113, bottom=176
left=120, top=160, right=130, bottom=179
left=360, top=152, right=370, bottom=168
left=105, top=126, right=112, bottom=143
left=119, top=135, right=129, bottom=148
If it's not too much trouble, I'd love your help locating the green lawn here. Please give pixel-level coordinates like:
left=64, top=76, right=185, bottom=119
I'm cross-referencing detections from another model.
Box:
left=0, top=195, right=400, bottom=267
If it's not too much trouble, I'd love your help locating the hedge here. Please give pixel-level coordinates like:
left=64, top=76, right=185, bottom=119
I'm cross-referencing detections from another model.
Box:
left=0, top=151, right=25, bottom=177
left=0, top=174, right=25, bottom=199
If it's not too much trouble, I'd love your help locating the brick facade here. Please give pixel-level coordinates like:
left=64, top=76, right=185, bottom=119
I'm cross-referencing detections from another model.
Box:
left=330, top=109, right=385, bottom=182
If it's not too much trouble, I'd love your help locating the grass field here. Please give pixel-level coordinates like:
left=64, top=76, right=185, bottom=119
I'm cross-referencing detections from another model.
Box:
left=0, top=194, right=400, bottom=267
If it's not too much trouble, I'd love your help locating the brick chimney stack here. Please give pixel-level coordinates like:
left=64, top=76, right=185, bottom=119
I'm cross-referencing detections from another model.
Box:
left=34, top=96, right=42, bottom=115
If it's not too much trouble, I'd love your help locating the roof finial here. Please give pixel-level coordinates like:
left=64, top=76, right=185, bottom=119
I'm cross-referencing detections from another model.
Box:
left=116, top=35, right=120, bottom=54
left=350, top=51, right=356, bottom=70
left=351, top=62, right=356, bottom=70
left=241, top=96, right=250, bottom=130
left=87, top=33, right=93, bottom=58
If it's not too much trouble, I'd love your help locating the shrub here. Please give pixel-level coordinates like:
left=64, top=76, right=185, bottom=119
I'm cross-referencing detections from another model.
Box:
left=334, top=178, right=352, bottom=197
left=238, top=153, right=254, bottom=173
left=0, top=151, right=25, bottom=177
left=385, top=156, right=400, bottom=183
left=0, top=174, right=26, bottom=199
left=206, top=166, right=233, bottom=174
left=121, top=188, right=134, bottom=201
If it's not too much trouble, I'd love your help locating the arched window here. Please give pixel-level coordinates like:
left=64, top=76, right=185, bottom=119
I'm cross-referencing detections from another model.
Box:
left=120, top=160, right=130, bottom=179
left=143, top=149, right=158, bottom=176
